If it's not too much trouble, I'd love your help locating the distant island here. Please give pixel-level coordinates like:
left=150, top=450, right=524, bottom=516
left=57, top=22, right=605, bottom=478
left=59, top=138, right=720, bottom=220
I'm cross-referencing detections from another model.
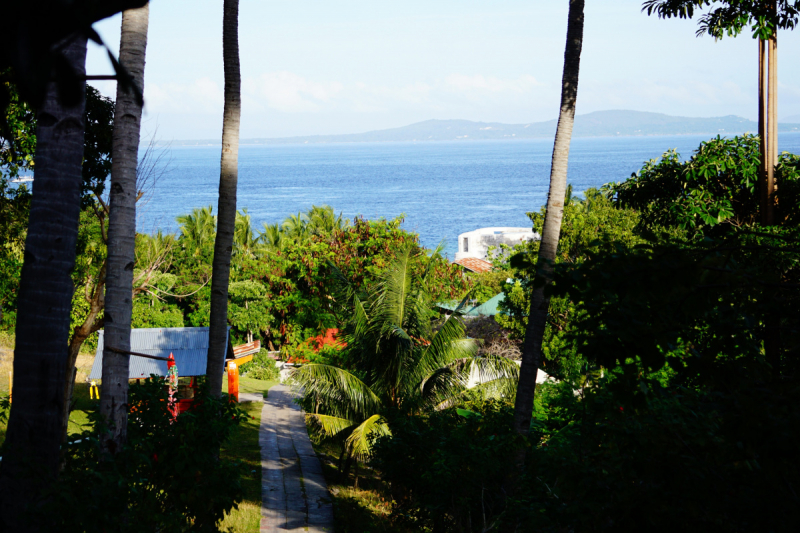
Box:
left=171, top=110, right=800, bottom=146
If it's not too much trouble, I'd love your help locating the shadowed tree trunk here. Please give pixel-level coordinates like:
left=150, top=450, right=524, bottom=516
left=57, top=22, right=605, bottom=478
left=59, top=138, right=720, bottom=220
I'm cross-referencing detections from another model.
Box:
left=0, top=36, right=88, bottom=531
left=100, top=4, right=149, bottom=451
left=207, top=0, right=241, bottom=395
left=513, top=0, right=584, bottom=436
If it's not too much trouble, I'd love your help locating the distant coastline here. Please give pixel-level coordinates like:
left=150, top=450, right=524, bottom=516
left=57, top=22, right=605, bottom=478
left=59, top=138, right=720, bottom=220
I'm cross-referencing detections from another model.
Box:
left=162, top=109, right=800, bottom=147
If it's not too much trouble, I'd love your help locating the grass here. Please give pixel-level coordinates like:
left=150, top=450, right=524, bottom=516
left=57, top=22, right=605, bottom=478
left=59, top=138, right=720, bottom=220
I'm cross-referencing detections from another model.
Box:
left=223, top=374, right=279, bottom=396
left=218, top=399, right=266, bottom=533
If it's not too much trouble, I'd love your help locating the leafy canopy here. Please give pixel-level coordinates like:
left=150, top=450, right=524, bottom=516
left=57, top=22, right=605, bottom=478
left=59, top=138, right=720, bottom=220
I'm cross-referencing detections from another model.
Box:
left=643, top=0, right=800, bottom=39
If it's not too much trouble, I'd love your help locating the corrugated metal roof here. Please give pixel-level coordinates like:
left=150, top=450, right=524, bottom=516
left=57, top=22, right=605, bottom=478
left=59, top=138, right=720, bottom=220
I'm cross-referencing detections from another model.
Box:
left=437, top=293, right=506, bottom=317
left=89, top=327, right=229, bottom=380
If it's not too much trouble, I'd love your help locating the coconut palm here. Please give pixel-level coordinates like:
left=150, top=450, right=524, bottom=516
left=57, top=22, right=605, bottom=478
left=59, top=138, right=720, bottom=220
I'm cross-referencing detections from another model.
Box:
left=207, top=0, right=242, bottom=394
left=292, top=246, right=518, bottom=462
left=234, top=208, right=257, bottom=256
left=307, top=204, right=349, bottom=236
left=258, top=222, right=284, bottom=251
left=100, top=2, right=150, bottom=451
left=176, top=206, right=216, bottom=257
left=0, top=36, right=89, bottom=526
left=514, top=0, right=584, bottom=436
left=282, top=211, right=309, bottom=240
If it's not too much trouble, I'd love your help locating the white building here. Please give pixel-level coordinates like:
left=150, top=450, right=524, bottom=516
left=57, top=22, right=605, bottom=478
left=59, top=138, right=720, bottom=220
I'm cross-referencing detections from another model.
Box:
left=455, top=227, right=538, bottom=261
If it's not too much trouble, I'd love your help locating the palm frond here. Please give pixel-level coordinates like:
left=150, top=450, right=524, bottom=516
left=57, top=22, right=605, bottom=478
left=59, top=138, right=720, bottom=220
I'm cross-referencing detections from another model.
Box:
left=307, top=414, right=357, bottom=439
left=415, top=310, right=476, bottom=382
left=375, top=245, right=412, bottom=330
left=290, top=364, right=382, bottom=420
left=419, top=364, right=468, bottom=404
left=419, top=241, right=446, bottom=284
left=467, top=354, right=520, bottom=387
left=345, top=414, right=391, bottom=461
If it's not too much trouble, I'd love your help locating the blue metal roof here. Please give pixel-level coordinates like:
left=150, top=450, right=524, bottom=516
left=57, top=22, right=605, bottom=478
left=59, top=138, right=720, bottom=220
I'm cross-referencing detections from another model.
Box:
left=89, top=327, right=229, bottom=380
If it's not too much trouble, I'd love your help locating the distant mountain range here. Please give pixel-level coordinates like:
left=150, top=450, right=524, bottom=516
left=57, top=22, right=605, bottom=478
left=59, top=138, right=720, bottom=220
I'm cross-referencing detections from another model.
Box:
left=172, top=110, right=800, bottom=146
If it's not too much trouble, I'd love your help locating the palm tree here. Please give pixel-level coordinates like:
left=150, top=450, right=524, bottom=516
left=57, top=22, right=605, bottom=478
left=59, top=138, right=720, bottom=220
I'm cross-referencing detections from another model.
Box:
left=282, top=211, right=309, bottom=240
left=234, top=208, right=256, bottom=255
left=292, top=246, right=517, bottom=463
left=0, top=36, right=89, bottom=530
left=307, top=204, right=348, bottom=236
left=258, top=222, right=284, bottom=251
left=176, top=206, right=217, bottom=256
left=207, top=0, right=242, bottom=395
left=100, top=2, right=150, bottom=452
left=513, top=0, right=584, bottom=437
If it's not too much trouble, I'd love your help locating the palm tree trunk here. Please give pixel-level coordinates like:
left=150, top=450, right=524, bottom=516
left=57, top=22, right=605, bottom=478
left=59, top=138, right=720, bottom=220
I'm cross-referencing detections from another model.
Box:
left=0, top=36, right=88, bottom=531
left=207, top=0, right=241, bottom=396
left=759, top=37, right=769, bottom=223
left=100, top=4, right=149, bottom=451
left=513, top=0, right=584, bottom=436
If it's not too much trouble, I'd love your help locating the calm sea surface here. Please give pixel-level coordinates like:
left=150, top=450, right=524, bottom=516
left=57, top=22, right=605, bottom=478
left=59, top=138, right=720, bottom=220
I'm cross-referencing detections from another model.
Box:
left=138, top=133, right=800, bottom=258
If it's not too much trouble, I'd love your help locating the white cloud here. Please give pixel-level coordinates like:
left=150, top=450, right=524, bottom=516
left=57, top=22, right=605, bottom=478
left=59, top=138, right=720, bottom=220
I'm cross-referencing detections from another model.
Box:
left=144, top=77, right=224, bottom=114
left=443, top=74, right=542, bottom=94
left=244, top=72, right=344, bottom=112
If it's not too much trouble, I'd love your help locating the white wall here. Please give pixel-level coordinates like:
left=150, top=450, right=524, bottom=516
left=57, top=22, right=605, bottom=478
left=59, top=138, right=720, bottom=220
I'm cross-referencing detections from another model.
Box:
left=455, top=227, right=538, bottom=260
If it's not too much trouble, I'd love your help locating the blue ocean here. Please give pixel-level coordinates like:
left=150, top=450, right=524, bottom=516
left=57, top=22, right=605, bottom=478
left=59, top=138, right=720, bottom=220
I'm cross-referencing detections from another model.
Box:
left=139, top=133, right=800, bottom=258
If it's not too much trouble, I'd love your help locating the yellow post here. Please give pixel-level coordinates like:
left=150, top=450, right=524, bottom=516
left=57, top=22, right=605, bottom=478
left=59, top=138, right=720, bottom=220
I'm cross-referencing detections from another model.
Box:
left=90, top=380, right=99, bottom=400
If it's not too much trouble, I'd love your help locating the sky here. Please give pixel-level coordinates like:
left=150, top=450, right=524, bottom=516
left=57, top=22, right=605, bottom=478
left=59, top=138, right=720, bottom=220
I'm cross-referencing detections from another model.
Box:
left=86, top=0, right=800, bottom=141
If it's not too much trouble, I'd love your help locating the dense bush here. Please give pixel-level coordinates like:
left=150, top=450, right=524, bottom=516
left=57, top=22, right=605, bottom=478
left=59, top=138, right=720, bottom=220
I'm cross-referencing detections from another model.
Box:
left=373, top=399, right=522, bottom=532
left=239, top=349, right=280, bottom=381
left=41, top=378, right=248, bottom=532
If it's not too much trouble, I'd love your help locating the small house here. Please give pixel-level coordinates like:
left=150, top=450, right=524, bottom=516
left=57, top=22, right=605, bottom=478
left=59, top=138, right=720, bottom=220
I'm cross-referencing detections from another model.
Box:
left=89, top=327, right=233, bottom=380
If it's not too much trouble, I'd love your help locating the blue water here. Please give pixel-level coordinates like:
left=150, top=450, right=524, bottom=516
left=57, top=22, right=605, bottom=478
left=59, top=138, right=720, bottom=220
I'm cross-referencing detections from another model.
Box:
left=138, top=133, right=800, bottom=258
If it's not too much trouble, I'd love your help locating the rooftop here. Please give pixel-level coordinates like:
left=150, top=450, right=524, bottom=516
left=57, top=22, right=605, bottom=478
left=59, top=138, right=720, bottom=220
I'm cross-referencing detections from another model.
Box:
left=454, top=257, right=493, bottom=273
left=89, top=327, right=231, bottom=380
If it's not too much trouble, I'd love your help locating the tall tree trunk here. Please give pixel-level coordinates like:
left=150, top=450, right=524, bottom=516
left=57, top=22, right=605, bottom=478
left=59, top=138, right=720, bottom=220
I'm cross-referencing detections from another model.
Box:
left=207, top=0, right=241, bottom=396
left=0, top=36, right=88, bottom=531
left=513, top=0, right=584, bottom=436
left=100, top=4, right=149, bottom=451
left=759, top=37, right=769, bottom=223
left=61, top=262, right=106, bottom=443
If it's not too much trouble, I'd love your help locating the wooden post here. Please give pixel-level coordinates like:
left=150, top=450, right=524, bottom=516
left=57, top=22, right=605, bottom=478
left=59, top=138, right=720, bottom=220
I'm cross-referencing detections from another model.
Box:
left=8, top=369, right=11, bottom=403
left=227, top=361, right=239, bottom=402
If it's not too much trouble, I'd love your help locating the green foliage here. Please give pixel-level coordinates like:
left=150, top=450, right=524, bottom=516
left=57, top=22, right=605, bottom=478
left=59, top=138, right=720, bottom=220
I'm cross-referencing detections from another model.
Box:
left=495, top=188, right=643, bottom=378
left=643, top=0, right=800, bottom=40
left=373, top=399, right=522, bottom=532
left=81, top=85, right=114, bottom=206
left=612, top=135, right=800, bottom=233
left=507, top=369, right=800, bottom=532
left=44, top=378, right=248, bottom=532
left=0, top=75, right=35, bottom=179
left=550, top=227, right=800, bottom=379
left=293, top=246, right=515, bottom=462
left=177, top=206, right=217, bottom=259
left=132, top=298, right=185, bottom=329
left=239, top=349, right=280, bottom=381
left=0, top=78, right=33, bottom=326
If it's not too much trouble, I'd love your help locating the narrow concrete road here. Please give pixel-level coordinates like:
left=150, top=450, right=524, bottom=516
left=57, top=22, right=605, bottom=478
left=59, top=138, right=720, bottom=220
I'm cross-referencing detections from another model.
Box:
left=260, top=384, right=334, bottom=532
